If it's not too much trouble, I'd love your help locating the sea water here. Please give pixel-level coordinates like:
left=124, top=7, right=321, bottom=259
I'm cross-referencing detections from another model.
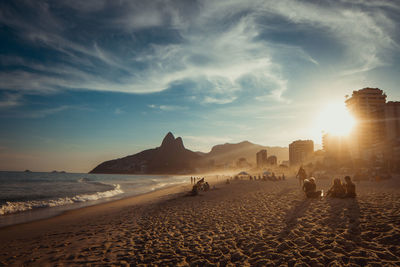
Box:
left=0, top=171, right=190, bottom=227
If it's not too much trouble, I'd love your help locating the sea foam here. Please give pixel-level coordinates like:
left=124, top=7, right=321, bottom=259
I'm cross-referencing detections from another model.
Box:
left=0, top=184, right=123, bottom=215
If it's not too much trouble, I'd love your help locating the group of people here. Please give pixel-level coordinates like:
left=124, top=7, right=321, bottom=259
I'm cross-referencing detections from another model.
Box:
left=253, top=173, right=286, bottom=181
left=297, top=166, right=357, bottom=199
left=230, top=173, right=286, bottom=182
left=326, top=176, right=356, bottom=198
left=190, top=176, right=203, bottom=184
left=302, top=175, right=356, bottom=199
left=190, top=177, right=210, bottom=195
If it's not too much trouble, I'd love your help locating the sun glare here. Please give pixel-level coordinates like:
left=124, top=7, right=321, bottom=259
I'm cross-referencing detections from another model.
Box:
left=314, top=103, right=355, bottom=137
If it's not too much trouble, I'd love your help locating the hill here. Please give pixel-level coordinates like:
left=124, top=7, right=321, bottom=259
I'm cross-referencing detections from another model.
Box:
left=90, top=133, right=288, bottom=174
left=90, top=132, right=201, bottom=174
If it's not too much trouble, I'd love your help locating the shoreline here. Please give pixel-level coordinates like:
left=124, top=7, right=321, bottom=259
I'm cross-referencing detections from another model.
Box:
left=0, top=174, right=223, bottom=239
left=0, top=172, right=221, bottom=228
left=0, top=183, right=187, bottom=238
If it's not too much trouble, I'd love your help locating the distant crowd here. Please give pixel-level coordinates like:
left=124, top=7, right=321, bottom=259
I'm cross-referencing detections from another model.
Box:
left=189, top=166, right=358, bottom=200
left=297, top=166, right=356, bottom=199
left=232, top=173, right=286, bottom=182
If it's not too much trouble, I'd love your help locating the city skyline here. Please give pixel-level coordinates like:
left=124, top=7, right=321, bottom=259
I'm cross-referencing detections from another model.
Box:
left=1, top=0, right=400, bottom=172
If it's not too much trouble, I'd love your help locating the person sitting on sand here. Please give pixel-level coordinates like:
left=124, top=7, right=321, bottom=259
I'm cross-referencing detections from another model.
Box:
left=302, top=177, right=322, bottom=198
left=326, top=178, right=346, bottom=198
left=196, top=178, right=205, bottom=191
left=191, top=184, right=198, bottom=195
left=344, top=176, right=356, bottom=198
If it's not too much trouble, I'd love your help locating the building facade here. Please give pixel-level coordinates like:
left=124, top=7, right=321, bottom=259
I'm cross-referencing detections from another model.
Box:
left=322, top=133, right=351, bottom=162
left=385, top=101, right=400, bottom=140
left=267, top=155, right=277, bottom=165
left=289, top=140, right=314, bottom=166
left=345, top=87, right=387, bottom=159
left=383, top=102, right=400, bottom=170
left=256, top=149, right=267, bottom=168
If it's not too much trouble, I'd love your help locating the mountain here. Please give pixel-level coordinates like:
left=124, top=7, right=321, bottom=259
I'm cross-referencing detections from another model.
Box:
left=90, top=132, right=201, bottom=174
left=90, top=132, right=289, bottom=174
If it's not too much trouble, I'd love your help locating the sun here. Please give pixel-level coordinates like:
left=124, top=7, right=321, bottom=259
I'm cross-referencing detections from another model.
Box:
left=314, top=102, right=355, bottom=137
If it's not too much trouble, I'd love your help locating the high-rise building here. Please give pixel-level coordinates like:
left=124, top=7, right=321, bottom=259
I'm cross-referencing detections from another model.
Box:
left=322, top=133, right=350, bottom=161
left=345, top=87, right=387, bottom=158
left=384, top=101, right=400, bottom=141
left=267, top=155, right=277, bottom=165
left=256, top=149, right=267, bottom=168
left=289, top=140, right=314, bottom=166
left=383, top=101, right=400, bottom=170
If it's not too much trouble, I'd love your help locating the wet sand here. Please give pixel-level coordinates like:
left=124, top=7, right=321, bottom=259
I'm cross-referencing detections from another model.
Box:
left=0, top=176, right=399, bottom=266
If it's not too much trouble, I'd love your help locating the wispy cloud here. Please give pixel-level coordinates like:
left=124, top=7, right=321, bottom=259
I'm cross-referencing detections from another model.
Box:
left=22, top=106, right=70, bottom=118
left=0, top=0, right=398, bottom=103
left=0, top=105, right=91, bottom=119
left=148, top=104, right=187, bottom=111
left=114, top=108, right=124, bottom=115
left=0, top=93, right=22, bottom=108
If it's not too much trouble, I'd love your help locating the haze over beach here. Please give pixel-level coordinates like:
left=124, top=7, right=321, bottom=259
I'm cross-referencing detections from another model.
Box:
left=1, top=0, right=400, bottom=266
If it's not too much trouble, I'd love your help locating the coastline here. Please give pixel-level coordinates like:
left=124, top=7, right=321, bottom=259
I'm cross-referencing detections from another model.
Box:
left=0, top=172, right=213, bottom=228
left=0, top=174, right=222, bottom=237
left=0, top=181, right=190, bottom=239
left=1, top=176, right=399, bottom=265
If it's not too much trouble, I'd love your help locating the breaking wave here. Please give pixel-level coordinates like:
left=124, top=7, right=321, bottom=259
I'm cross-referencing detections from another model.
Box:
left=0, top=184, right=123, bottom=216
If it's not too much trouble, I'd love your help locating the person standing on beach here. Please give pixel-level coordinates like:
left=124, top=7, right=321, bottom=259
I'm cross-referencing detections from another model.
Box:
left=296, top=166, right=307, bottom=186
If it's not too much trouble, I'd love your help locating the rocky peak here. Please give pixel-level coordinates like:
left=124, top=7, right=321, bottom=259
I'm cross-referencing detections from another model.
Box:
left=159, top=132, right=186, bottom=151
left=175, top=137, right=185, bottom=150
left=161, top=132, right=175, bottom=148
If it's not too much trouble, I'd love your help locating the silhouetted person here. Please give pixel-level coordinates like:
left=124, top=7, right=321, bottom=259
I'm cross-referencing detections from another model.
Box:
left=204, top=182, right=210, bottom=191
left=296, top=166, right=307, bottom=186
left=344, top=176, right=356, bottom=198
left=327, top=178, right=346, bottom=198
left=282, top=174, right=285, bottom=180
left=303, top=177, right=322, bottom=198
left=226, top=179, right=230, bottom=184
left=191, top=184, right=198, bottom=195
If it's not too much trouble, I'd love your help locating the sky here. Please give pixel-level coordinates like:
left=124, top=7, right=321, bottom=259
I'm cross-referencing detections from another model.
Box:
left=1, top=0, right=400, bottom=172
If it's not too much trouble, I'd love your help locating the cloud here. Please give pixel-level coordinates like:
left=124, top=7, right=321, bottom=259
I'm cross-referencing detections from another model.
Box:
left=22, top=106, right=70, bottom=118
left=263, top=0, right=398, bottom=74
left=0, top=0, right=398, bottom=103
left=114, top=108, right=124, bottom=115
left=148, top=104, right=187, bottom=111
left=0, top=93, right=22, bottom=108
left=0, top=105, right=92, bottom=119
left=203, top=96, right=237, bottom=105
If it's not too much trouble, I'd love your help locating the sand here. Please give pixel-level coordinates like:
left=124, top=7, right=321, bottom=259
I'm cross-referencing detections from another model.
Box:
left=0, top=176, right=399, bottom=266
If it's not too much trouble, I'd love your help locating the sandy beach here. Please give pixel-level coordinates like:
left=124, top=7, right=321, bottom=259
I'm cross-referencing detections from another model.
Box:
left=0, top=176, right=399, bottom=266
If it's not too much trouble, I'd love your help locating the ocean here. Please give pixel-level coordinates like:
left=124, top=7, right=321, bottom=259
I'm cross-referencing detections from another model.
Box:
left=0, top=171, right=190, bottom=227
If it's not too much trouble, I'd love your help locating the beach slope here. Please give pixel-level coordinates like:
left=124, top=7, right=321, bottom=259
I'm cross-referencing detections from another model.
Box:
left=1, top=178, right=399, bottom=266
